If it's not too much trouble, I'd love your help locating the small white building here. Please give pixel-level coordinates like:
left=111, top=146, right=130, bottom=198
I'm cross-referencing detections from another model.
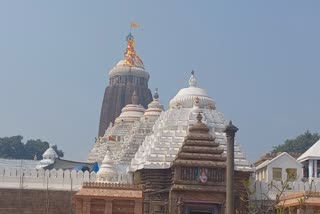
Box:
left=297, top=138, right=320, bottom=182
left=36, top=145, right=58, bottom=169
left=255, top=152, right=303, bottom=183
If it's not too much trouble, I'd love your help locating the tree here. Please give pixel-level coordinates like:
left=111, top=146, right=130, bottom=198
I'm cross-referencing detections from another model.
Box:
left=0, top=136, right=25, bottom=159
left=51, top=144, right=64, bottom=158
left=24, top=139, right=49, bottom=160
left=0, top=136, right=64, bottom=160
left=272, top=131, right=320, bottom=154
left=238, top=179, right=293, bottom=214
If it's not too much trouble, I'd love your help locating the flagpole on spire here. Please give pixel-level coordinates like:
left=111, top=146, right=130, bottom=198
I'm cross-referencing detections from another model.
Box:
left=130, top=22, right=140, bottom=33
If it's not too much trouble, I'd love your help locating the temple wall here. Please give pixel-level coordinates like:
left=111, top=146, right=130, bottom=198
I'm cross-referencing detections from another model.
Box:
left=135, top=169, right=171, bottom=214
left=0, top=188, right=76, bottom=214
left=0, top=168, right=96, bottom=190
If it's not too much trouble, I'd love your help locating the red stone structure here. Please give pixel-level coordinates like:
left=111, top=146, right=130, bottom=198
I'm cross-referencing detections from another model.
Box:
left=73, top=182, right=143, bottom=214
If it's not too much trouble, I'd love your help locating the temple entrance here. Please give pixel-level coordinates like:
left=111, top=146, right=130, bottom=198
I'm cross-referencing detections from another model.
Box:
left=184, top=203, right=221, bottom=214
left=189, top=212, right=214, bottom=214
left=190, top=212, right=213, bottom=214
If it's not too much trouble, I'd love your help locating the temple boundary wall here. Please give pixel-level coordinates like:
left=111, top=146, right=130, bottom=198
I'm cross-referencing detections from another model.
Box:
left=0, top=167, right=96, bottom=191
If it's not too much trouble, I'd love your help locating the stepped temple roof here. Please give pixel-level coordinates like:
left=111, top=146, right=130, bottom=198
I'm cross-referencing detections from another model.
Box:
left=88, top=90, right=163, bottom=164
left=114, top=91, right=145, bottom=124
left=173, top=112, right=226, bottom=167
left=129, top=72, right=252, bottom=172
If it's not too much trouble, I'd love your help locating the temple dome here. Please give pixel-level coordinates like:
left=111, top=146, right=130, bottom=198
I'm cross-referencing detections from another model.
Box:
left=169, top=71, right=215, bottom=109
left=108, top=62, right=149, bottom=79
left=144, top=88, right=164, bottom=117
left=114, top=91, right=145, bottom=123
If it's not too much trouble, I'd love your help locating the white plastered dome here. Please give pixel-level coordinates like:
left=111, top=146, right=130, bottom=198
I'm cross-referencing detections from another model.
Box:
left=108, top=61, right=149, bottom=79
left=169, top=72, right=215, bottom=109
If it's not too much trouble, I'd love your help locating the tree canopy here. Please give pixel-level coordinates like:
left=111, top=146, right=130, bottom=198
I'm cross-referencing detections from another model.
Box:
left=0, top=136, right=64, bottom=160
left=272, top=131, right=320, bottom=154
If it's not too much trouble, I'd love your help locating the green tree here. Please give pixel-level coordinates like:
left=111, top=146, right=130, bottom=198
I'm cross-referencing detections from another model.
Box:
left=0, top=136, right=64, bottom=160
left=0, top=136, right=25, bottom=159
left=24, top=139, right=49, bottom=160
left=272, top=131, right=320, bottom=154
left=51, top=144, right=64, bottom=158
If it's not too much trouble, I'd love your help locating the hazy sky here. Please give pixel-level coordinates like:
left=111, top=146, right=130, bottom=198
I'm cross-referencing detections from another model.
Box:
left=0, top=1, right=319, bottom=162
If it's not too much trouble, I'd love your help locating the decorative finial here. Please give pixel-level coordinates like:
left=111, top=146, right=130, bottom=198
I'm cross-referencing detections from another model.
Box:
left=189, top=70, right=197, bottom=87
left=196, top=112, right=203, bottom=122
left=126, top=32, right=134, bottom=42
left=124, top=31, right=144, bottom=67
left=153, top=88, right=159, bottom=100
left=131, top=90, right=139, bottom=104
left=224, top=120, right=239, bottom=134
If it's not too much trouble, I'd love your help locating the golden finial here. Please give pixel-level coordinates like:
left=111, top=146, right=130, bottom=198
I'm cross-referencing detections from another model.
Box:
left=123, top=23, right=144, bottom=67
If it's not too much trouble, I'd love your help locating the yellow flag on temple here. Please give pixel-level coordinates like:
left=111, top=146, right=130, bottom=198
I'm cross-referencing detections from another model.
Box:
left=131, top=22, right=140, bottom=28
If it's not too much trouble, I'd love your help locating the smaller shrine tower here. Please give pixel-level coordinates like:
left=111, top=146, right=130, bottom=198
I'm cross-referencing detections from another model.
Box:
left=98, top=32, right=153, bottom=137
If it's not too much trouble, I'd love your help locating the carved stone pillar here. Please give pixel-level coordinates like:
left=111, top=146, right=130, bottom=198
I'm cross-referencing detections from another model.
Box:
left=224, top=121, right=238, bottom=214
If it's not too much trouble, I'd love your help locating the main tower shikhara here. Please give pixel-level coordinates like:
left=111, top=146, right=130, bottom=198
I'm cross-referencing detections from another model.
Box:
left=98, top=33, right=152, bottom=136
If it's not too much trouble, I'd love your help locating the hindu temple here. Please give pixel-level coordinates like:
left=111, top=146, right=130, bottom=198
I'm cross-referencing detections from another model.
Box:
left=82, top=32, right=253, bottom=214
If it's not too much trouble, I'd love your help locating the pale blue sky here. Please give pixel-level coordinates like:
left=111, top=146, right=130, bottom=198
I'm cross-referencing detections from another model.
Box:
left=0, top=1, right=319, bottom=162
